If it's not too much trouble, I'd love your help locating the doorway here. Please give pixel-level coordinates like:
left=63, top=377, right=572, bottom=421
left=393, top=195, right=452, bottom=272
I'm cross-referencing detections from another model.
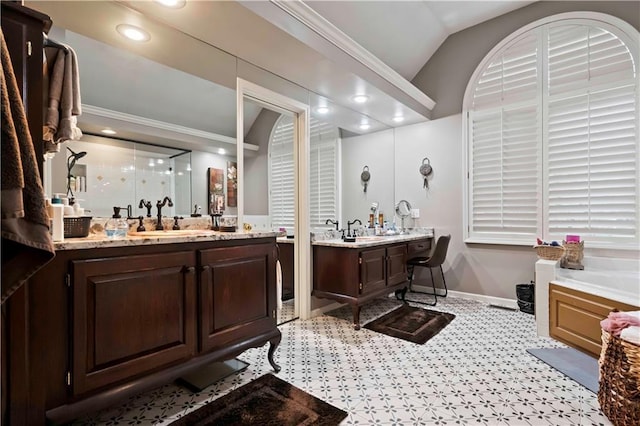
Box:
left=236, top=79, right=311, bottom=323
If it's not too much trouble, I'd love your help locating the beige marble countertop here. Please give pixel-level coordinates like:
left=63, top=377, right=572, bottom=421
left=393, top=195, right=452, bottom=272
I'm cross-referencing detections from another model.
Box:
left=312, top=231, right=433, bottom=249
left=276, top=236, right=296, bottom=244
left=54, top=230, right=278, bottom=251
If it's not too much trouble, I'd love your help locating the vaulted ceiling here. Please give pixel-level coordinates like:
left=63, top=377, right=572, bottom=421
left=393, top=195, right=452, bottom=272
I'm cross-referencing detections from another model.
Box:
left=27, top=1, right=535, bottom=153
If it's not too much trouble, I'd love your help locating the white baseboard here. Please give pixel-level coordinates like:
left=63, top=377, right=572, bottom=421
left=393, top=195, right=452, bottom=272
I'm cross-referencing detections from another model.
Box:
left=447, top=289, right=518, bottom=310
left=309, top=290, right=518, bottom=319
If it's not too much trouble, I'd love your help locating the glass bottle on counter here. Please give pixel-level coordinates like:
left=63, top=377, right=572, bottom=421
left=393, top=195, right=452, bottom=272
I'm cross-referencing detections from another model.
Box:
left=105, top=207, right=129, bottom=240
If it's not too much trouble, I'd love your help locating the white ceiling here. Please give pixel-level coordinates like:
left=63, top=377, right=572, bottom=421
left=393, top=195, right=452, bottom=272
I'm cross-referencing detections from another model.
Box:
left=27, top=0, right=535, bottom=153
left=304, top=1, right=537, bottom=80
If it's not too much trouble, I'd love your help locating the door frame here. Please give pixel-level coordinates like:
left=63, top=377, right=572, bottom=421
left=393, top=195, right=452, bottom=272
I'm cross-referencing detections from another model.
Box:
left=236, top=78, right=311, bottom=321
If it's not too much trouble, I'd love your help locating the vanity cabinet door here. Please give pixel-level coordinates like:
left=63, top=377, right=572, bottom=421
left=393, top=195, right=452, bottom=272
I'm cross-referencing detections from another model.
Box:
left=71, top=252, right=197, bottom=396
left=359, top=248, right=387, bottom=294
left=386, top=244, right=408, bottom=286
left=199, top=243, right=276, bottom=353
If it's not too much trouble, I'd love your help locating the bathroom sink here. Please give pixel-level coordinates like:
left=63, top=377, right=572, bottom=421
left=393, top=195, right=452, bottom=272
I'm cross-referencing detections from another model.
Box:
left=130, top=229, right=216, bottom=237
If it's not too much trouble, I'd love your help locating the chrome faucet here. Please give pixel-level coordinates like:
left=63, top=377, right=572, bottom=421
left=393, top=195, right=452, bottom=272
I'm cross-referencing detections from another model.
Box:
left=139, top=199, right=152, bottom=217
left=347, top=219, right=362, bottom=238
left=325, top=219, right=339, bottom=231
left=155, top=197, right=174, bottom=230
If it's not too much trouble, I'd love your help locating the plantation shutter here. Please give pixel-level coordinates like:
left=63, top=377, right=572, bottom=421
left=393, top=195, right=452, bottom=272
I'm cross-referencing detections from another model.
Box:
left=545, top=24, right=638, bottom=244
left=467, top=17, right=638, bottom=247
left=270, top=115, right=295, bottom=229
left=309, top=120, right=338, bottom=227
left=270, top=116, right=339, bottom=230
left=468, top=32, right=541, bottom=243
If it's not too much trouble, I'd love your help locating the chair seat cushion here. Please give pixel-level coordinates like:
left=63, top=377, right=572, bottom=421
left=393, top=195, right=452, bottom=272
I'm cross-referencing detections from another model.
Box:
left=407, top=257, right=430, bottom=265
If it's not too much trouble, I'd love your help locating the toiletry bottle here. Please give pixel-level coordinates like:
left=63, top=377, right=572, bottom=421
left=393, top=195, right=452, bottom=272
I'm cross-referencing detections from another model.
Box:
left=369, top=213, right=375, bottom=228
left=105, top=207, right=129, bottom=240
left=50, top=196, right=65, bottom=241
left=378, top=211, right=384, bottom=227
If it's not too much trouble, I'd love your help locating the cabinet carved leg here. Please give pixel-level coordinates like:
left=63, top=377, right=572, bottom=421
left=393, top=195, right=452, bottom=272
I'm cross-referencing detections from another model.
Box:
left=268, top=334, right=282, bottom=372
left=352, top=305, right=361, bottom=330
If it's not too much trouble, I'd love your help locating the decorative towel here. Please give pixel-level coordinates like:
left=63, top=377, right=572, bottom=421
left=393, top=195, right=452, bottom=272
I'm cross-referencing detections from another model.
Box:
left=600, top=311, right=640, bottom=337
left=1, top=29, right=55, bottom=303
left=620, top=326, right=640, bottom=346
left=43, top=42, right=82, bottom=153
left=276, top=260, right=283, bottom=310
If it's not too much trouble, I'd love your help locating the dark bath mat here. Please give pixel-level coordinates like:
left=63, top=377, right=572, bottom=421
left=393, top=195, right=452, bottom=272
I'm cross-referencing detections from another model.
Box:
left=364, top=304, right=455, bottom=344
left=171, top=373, right=347, bottom=425
left=526, top=347, right=599, bottom=393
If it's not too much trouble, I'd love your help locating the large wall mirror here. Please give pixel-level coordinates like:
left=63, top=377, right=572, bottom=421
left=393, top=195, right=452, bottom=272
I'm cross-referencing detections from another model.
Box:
left=32, top=1, right=398, bottom=228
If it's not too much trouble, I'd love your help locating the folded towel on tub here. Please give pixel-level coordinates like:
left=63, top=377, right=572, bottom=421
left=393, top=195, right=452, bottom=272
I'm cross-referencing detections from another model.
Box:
left=620, top=326, right=640, bottom=346
left=600, top=311, right=640, bottom=336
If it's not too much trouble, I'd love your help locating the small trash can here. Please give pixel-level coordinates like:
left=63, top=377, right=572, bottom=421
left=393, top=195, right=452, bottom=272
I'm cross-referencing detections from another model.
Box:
left=516, top=282, right=535, bottom=314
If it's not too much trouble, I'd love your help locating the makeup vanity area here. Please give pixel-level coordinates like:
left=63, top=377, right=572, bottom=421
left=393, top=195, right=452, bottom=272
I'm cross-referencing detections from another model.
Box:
left=313, top=232, right=433, bottom=329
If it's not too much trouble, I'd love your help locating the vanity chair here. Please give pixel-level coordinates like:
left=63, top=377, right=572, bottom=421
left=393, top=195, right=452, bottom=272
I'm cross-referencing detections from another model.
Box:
left=404, top=234, right=451, bottom=306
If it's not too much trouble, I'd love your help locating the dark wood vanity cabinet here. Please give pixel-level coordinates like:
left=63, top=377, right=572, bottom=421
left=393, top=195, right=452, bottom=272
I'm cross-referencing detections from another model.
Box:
left=71, top=252, right=197, bottom=396
left=278, top=242, right=295, bottom=299
left=9, top=238, right=280, bottom=425
left=359, top=245, right=407, bottom=294
left=314, top=239, right=430, bottom=329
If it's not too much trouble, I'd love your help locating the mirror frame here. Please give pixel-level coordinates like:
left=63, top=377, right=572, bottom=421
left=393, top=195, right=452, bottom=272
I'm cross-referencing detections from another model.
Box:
left=237, top=78, right=312, bottom=321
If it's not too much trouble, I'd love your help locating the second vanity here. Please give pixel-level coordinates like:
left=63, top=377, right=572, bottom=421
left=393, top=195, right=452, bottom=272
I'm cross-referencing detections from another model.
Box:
left=312, top=231, right=433, bottom=329
left=20, top=229, right=280, bottom=424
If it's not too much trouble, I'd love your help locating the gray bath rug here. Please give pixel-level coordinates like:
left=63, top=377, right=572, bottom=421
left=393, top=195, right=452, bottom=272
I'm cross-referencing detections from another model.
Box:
left=526, top=347, right=599, bottom=393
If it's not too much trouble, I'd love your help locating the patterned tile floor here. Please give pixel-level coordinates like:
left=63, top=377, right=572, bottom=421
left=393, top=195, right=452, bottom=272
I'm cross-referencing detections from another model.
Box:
left=74, top=295, right=611, bottom=425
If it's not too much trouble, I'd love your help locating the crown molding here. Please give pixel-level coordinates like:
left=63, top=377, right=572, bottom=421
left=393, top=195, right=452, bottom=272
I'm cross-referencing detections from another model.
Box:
left=271, top=0, right=436, bottom=111
left=81, top=104, right=258, bottom=151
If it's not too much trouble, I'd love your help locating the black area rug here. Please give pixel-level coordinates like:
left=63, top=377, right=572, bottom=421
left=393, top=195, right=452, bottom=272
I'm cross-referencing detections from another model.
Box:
left=171, top=374, right=347, bottom=425
left=526, top=347, right=599, bottom=393
left=364, top=304, right=455, bottom=344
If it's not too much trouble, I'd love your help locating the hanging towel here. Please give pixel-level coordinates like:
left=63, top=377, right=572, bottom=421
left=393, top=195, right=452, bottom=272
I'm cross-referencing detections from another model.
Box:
left=276, top=260, right=283, bottom=310
left=43, top=42, right=82, bottom=153
left=1, top=29, right=55, bottom=303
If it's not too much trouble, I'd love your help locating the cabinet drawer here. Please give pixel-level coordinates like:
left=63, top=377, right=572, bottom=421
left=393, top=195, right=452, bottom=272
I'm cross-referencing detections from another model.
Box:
left=408, top=239, right=431, bottom=258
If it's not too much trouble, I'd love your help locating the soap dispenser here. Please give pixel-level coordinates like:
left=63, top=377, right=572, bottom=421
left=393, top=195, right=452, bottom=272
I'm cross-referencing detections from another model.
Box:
left=105, top=207, right=129, bottom=240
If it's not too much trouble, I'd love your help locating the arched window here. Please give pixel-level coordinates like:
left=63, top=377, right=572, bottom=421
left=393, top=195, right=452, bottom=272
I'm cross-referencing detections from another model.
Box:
left=463, top=13, right=639, bottom=249
left=269, top=115, right=339, bottom=229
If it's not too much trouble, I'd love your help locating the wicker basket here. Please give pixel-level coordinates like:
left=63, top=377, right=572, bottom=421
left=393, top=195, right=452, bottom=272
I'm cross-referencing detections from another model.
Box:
left=63, top=216, right=92, bottom=238
left=534, top=245, right=565, bottom=260
left=598, top=330, right=640, bottom=426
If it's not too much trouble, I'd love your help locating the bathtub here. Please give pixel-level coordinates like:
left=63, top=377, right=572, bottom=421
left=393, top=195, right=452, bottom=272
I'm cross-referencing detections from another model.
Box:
left=535, top=257, right=640, bottom=338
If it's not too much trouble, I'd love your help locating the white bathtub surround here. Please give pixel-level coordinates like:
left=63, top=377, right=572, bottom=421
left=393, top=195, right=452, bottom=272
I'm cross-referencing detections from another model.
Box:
left=535, top=257, right=640, bottom=338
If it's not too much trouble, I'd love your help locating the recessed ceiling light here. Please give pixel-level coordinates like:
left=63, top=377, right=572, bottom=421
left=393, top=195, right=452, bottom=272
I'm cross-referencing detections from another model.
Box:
left=352, top=94, right=369, bottom=104
left=153, top=0, right=186, bottom=8
left=316, top=106, right=330, bottom=114
left=392, top=115, right=405, bottom=123
left=359, top=123, right=371, bottom=130
left=116, top=24, right=151, bottom=42
left=218, top=148, right=226, bottom=155
left=157, top=159, right=164, bottom=164
left=101, top=128, right=117, bottom=135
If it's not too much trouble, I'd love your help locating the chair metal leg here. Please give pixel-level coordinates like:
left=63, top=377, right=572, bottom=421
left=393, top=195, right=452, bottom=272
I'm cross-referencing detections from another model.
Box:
left=404, top=265, right=436, bottom=306
left=439, top=265, right=448, bottom=297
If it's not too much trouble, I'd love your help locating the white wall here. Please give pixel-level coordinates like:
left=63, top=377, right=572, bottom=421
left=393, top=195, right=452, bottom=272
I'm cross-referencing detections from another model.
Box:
left=341, top=129, right=395, bottom=228
left=394, top=115, right=538, bottom=299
